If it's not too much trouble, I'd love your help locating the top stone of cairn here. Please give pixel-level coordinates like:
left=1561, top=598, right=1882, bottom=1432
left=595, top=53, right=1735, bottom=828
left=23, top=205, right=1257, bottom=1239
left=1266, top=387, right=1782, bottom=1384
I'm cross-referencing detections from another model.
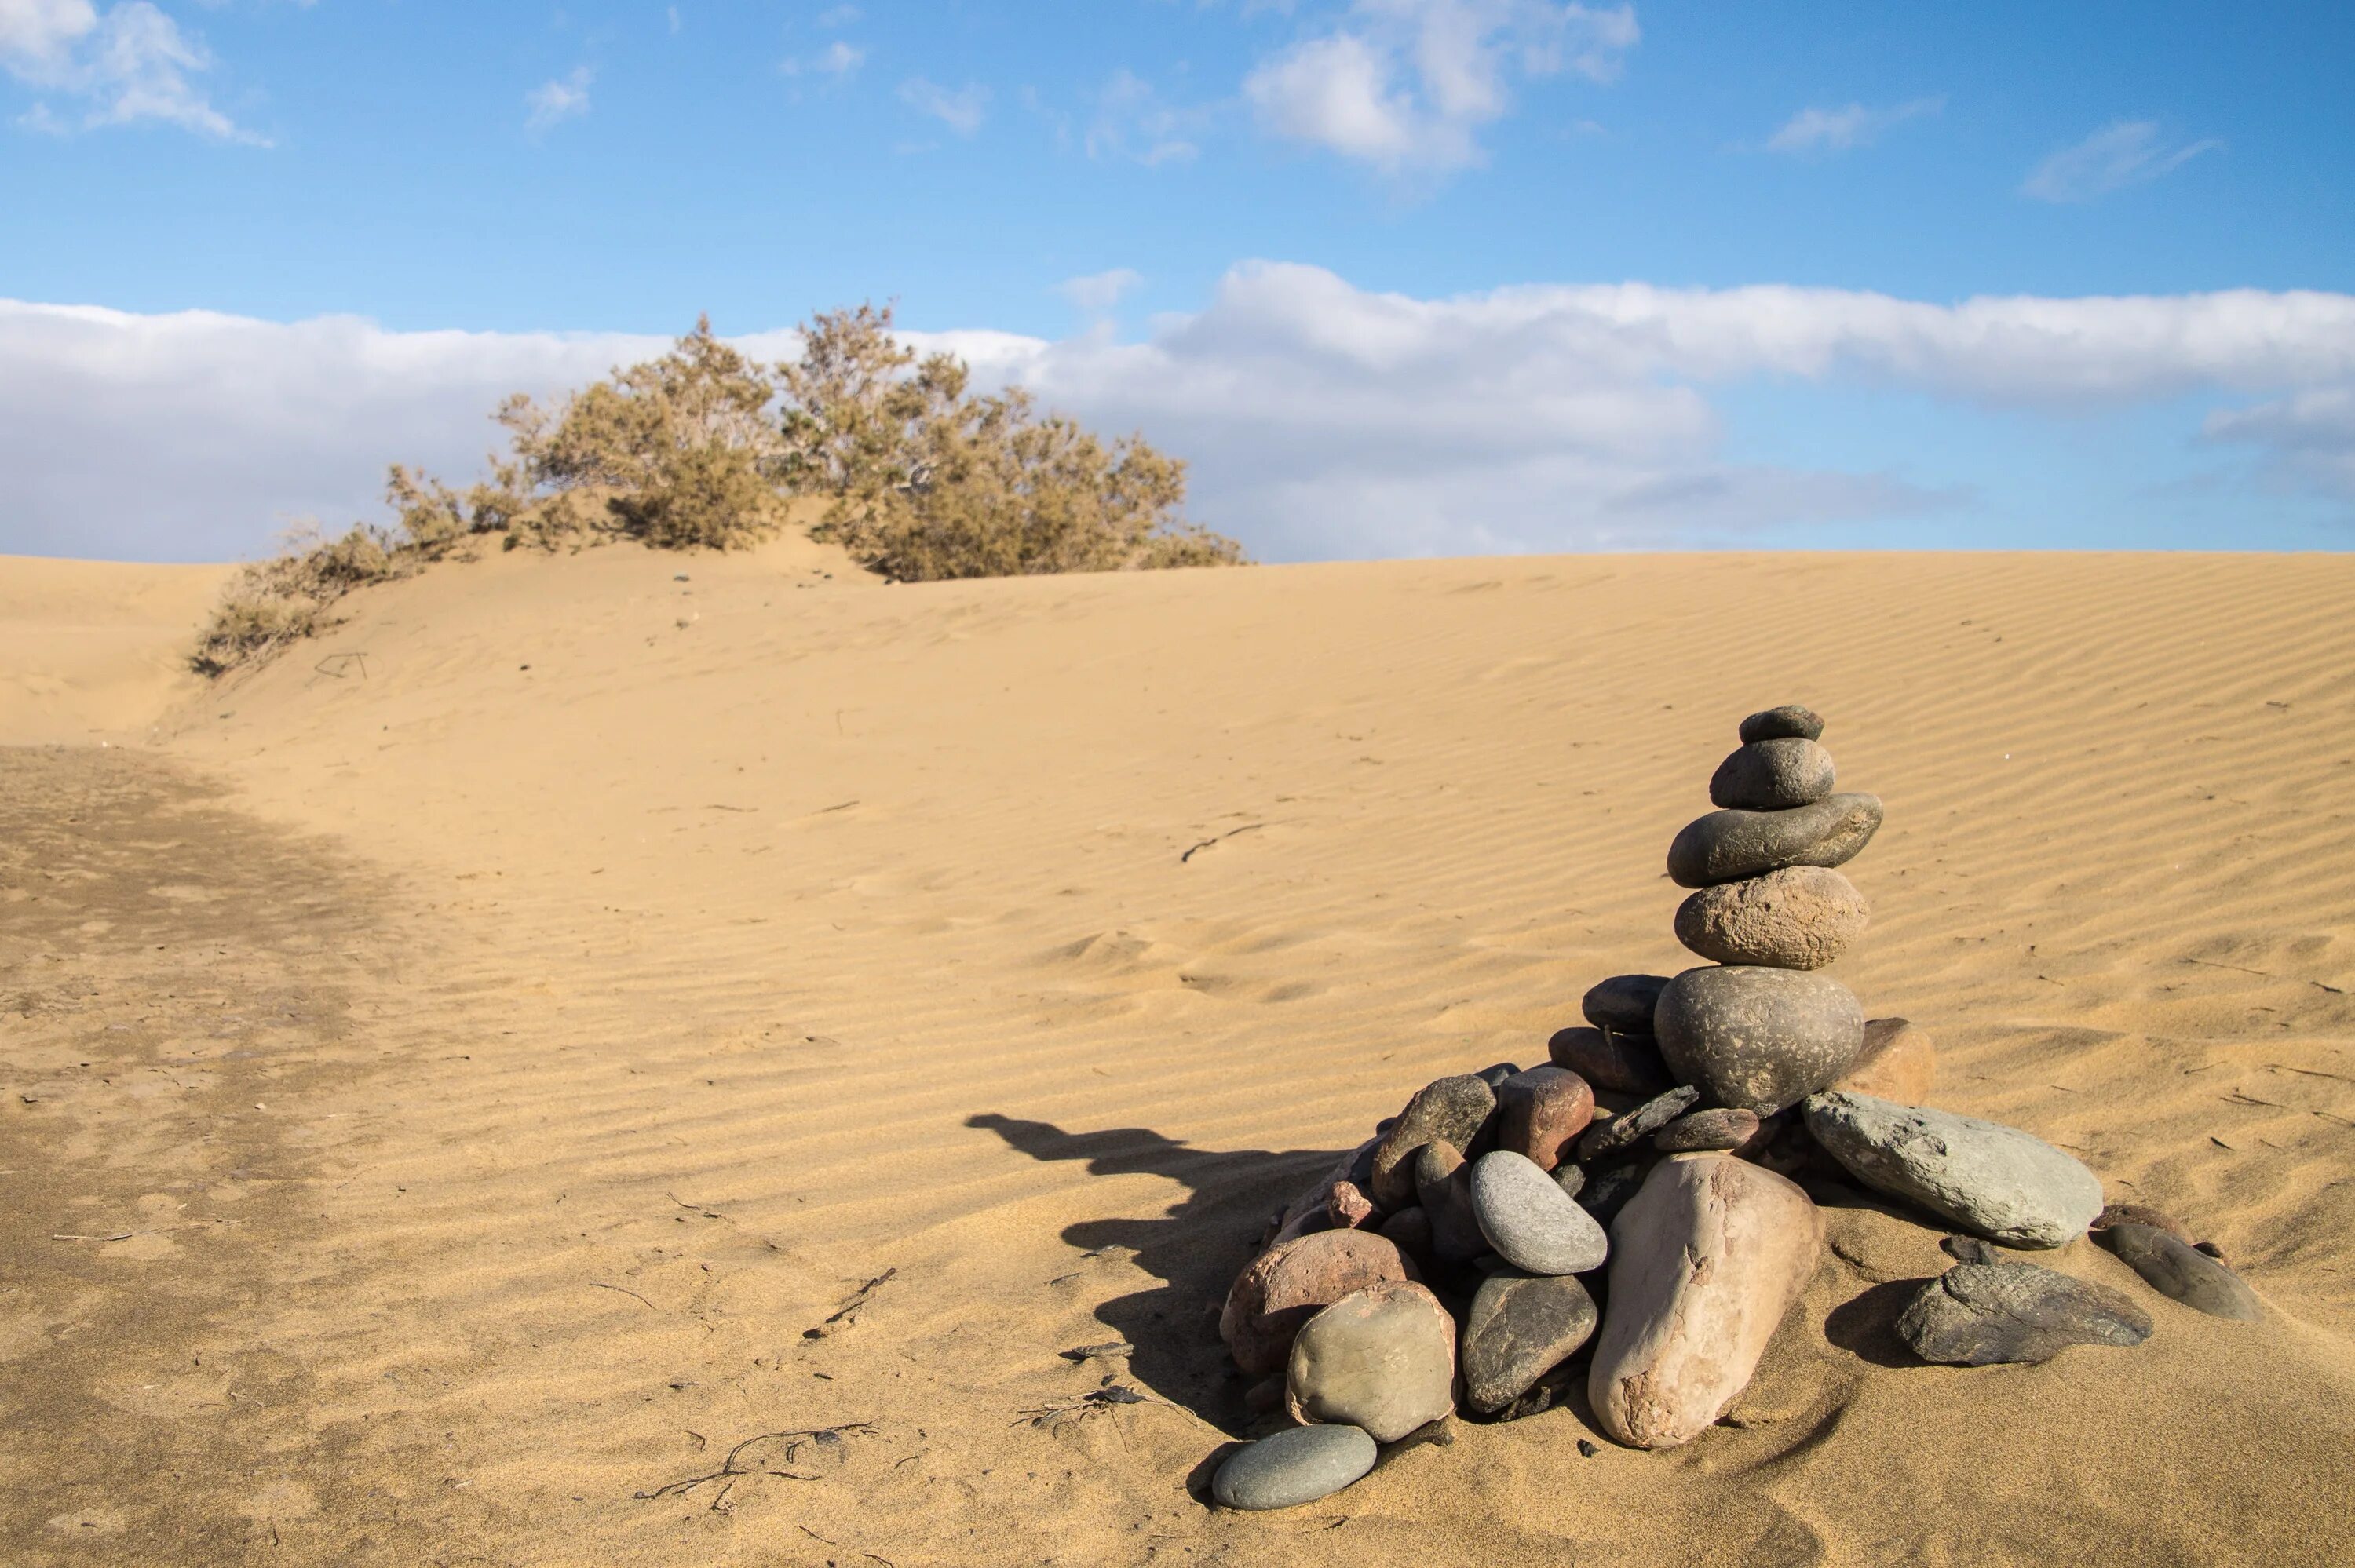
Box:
left=1738, top=704, right=1825, bottom=744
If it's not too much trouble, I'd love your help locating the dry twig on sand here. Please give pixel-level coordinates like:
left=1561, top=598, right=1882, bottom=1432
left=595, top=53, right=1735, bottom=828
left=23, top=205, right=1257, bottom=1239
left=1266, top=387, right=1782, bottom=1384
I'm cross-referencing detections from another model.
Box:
left=634, top=1422, right=880, bottom=1500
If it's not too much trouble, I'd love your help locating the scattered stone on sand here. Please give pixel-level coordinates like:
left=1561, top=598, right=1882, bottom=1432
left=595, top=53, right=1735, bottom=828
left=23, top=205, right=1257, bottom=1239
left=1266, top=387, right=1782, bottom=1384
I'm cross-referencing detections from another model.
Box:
left=1582, top=974, right=1671, bottom=1035
left=1895, top=1263, right=2152, bottom=1366
left=1674, top=866, right=1868, bottom=971
left=1471, top=1150, right=1611, bottom=1275
left=1654, top=1106, right=1760, bottom=1153
left=1802, top=1090, right=2104, bottom=1248
left=1655, top=966, right=1865, bottom=1116
left=2100, top=1223, right=2262, bottom=1321
left=1739, top=704, right=1826, bottom=743
left=1709, top=737, right=1838, bottom=811
left=1589, top=1154, right=1822, bottom=1449
left=1415, top=1139, right=1487, bottom=1261
left=1326, top=1180, right=1378, bottom=1229
left=2092, top=1202, right=2196, bottom=1246
left=1548, top=1025, right=1672, bottom=1096
left=1287, top=1281, right=1458, bottom=1442
left=1574, top=1159, right=1649, bottom=1227
left=1576, top=1085, right=1700, bottom=1165
left=1836, top=1016, right=1937, bottom=1104
left=1494, top=1065, right=1597, bottom=1171
left=1369, top=1074, right=1498, bottom=1208
left=1211, top=1423, right=1378, bottom=1510
left=1462, top=1270, right=1599, bottom=1413
left=1942, top=1234, right=2003, bottom=1266
left=1221, top=1229, right=1414, bottom=1376
left=1666, top=793, right=1884, bottom=889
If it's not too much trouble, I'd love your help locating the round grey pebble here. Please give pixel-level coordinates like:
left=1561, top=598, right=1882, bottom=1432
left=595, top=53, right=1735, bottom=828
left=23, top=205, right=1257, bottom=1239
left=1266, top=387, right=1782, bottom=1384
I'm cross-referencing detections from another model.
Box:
left=1709, top=738, right=1837, bottom=811
left=1674, top=866, right=1869, bottom=971
left=1211, top=1423, right=1378, bottom=1510
left=1656, top=966, right=1864, bottom=1117
left=1471, top=1150, right=1609, bottom=1274
left=1667, top=793, right=1884, bottom=889
left=1740, top=704, right=1825, bottom=743
left=1582, top=974, right=1670, bottom=1034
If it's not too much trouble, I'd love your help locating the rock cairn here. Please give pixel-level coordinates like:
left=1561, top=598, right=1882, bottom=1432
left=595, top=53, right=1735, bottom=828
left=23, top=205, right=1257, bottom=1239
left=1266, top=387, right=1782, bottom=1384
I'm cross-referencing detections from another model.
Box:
left=1206, top=704, right=2263, bottom=1511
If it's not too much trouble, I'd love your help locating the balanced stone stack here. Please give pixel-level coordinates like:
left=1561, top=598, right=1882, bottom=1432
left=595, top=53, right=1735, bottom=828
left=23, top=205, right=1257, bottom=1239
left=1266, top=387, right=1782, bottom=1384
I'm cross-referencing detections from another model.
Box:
left=1203, top=704, right=2264, bottom=1513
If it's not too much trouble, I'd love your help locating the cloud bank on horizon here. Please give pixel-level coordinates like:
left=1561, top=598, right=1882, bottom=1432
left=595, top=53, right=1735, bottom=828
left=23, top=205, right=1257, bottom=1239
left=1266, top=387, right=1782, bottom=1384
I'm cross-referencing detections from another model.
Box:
left=7, top=265, right=2352, bottom=563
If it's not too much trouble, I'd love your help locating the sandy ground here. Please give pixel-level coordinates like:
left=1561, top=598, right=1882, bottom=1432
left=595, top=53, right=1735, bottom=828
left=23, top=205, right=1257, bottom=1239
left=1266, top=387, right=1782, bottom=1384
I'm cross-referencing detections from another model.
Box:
left=5, top=539, right=2354, bottom=1565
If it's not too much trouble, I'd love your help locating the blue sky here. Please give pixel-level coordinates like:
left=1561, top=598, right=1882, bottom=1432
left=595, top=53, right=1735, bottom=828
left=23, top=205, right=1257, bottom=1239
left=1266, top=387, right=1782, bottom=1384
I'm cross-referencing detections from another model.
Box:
left=3, top=1, right=2353, bottom=560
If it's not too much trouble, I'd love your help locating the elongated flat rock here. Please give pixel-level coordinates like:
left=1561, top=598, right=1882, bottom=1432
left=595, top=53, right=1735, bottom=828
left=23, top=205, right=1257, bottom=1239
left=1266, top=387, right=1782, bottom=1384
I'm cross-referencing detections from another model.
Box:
left=1897, top=1262, right=2152, bottom=1365
left=1589, top=1154, right=1821, bottom=1449
left=1462, top=1271, right=1597, bottom=1413
left=1802, top=1090, right=2103, bottom=1248
left=1287, top=1281, right=1456, bottom=1442
left=1211, top=1424, right=1378, bottom=1510
left=1667, top=793, right=1883, bottom=889
left=1655, top=966, right=1864, bottom=1116
left=1674, top=866, right=1868, bottom=970
left=2101, top=1223, right=2262, bottom=1320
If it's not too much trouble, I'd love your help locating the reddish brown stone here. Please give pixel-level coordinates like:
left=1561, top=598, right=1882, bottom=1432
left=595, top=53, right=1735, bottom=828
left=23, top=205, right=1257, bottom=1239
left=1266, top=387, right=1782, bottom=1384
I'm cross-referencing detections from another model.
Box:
left=1325, top=1180, right=1378, bottom=1229
left=1495, top=1066, right=1597, bottom=1171
left=1836, top=1017, right=1936, bottom=1103
left=1221, top=1228, right=1413, bottom=1377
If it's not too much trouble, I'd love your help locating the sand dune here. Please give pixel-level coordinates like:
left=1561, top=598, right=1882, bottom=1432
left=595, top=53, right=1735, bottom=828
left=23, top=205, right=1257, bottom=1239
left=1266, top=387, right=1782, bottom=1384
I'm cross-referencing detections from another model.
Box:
left=0, top=555, right=231, bottom=745
left=5, top=542, right=2354, bottom=1565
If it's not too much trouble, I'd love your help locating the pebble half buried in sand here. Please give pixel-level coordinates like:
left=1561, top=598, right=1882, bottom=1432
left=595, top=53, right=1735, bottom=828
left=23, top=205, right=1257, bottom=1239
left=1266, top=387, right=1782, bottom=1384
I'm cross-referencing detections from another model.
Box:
left=2099, top=1223, right=2262, bottom=1321
left=1286, top=1280, right=1458, bottom=1442
left=1654, top=965, right=1865, bottom=1117
left=1667, top=793, right=1884, bottom=889
left=1708, top=737, right=1838, bottom=811
left=1896, top=1262, right=2152, bottom=1366
left=1588, top=1153, right=1822, bottom=1450
left=1471, top=1150, right=1611, bottom=1274
left=1674, top=866, right=1869, bottom=971
left=1802, top=1090, right=2104, bottom=1248
left=1210, top=1423, right=1378, bottom=1511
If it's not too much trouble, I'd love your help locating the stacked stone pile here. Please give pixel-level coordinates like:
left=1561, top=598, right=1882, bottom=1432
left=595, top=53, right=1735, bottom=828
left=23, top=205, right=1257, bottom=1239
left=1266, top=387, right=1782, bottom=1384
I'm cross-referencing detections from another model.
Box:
left=1206, top=704, right=2266, bottom=1513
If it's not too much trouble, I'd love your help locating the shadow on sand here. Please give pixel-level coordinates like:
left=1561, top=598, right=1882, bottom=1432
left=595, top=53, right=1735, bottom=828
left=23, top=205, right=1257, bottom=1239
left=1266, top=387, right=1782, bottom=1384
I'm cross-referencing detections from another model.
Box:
left=966, top=1112, right=1345, bottom=1430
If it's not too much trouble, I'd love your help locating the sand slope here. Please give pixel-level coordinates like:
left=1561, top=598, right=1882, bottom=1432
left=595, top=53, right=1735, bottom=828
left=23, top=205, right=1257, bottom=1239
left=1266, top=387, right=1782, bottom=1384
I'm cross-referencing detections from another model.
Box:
left=0, top=555, right=231, bottom=743
left=6, top=545, right=2355, bottom=1565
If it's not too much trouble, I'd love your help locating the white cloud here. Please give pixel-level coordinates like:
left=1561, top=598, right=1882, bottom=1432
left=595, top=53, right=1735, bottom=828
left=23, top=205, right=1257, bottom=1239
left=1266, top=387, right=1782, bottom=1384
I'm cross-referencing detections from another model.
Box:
left=7, top=268, right=2355, bottom=563
left=0, top=0, right=261, bottom=141
left=1244, top=0, right=1638, bottom=172
left=1086, top=68, right=1202, bottom=164
left=2022, top=119, right=2220, bottom=203
left=781, top=38, right=864, bottom=79
left=1057, top=268, right=1144, bottom=315
left=524, top=65, right=593, bottom=135
left=1765, top=96, right=1941, bottom=155
left=898, top=76, right=988, bottom=135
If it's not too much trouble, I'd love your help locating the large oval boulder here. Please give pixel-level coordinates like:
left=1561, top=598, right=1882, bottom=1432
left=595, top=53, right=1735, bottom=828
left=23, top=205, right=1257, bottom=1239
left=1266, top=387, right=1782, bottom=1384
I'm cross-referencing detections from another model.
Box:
left=1709, top=738, right=1837, bottom=811
left=1494, top=1066, right=1596, bottom=1171
left=1549, top=1026, right=1671, bottom=1096
left=1674, top=866, right=1868, bottom=970
left=1655, top=966, right=1864, bottom=1116
left=1835, top=1017, right=1936, bottom=1103
left=1667, top=793, right=1884, bottom=889
left=1471, top=1150, right=1610, bottom=1274
left=1462, top=1271, right=1598, bottom=1413
left=1588, top=1154, right=1821, bottom=1449
left=1895, top=1262, right=2152, bottom=1366
left=2100, top=1223, right=2262, bottom=1321
left=1220, top=1228, right=1413, bottom=1375
left=1367, top=1074, right=1496, bottom=1209
left=1802, top=1090, right=2103, bottom=1248
left=1286, top=1280, right=1456, bottom=1442
left=1211, top=1424, right=1377, bottom=1510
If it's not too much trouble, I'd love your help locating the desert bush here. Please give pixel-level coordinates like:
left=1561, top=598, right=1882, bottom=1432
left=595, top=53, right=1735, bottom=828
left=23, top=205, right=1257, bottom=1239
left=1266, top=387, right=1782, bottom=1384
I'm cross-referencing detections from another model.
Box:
left=195, top=306, right=1244, bottom=673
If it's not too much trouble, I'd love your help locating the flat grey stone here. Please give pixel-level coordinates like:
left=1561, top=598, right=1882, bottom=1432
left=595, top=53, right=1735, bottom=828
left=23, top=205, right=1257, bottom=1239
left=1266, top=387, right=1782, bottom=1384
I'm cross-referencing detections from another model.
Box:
left=1211, top=1424, right=1377, bottom=1510
left=1462, top=1271, right=1597, bottom=1413
left=2101, top=1223, right=2262, bottom=1321
left=1576, top=1085, right=1700, bottom=1164
left=1674, top=866, right=1868, bottom=971
left=1896, top=1263, right=2152, bottom=1365
left=1656, top=967, right=1864, bottom=1116
left=1582, top=974, right=1670, bottom=1034
left=1710, top=738, right=1837, bottom=811
left=1802, top=1090, right=2103, bottom=1248
left=1667, top=793, right=1884, bottom=889
left=1740, top=704, right=1825, bottom=743
left=1470, top=1150, right=1608, bottom=1274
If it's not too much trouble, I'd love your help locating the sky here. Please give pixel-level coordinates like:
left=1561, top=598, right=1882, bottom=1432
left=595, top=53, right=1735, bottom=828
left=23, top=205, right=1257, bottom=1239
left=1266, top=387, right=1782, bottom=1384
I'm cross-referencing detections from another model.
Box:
left=3, top=0, right=2353, bottom=562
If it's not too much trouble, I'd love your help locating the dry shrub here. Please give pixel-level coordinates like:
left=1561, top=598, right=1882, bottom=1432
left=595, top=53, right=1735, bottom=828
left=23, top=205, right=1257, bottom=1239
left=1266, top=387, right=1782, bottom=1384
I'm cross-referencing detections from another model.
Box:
left=195, top=306, right=1244, bottom=673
